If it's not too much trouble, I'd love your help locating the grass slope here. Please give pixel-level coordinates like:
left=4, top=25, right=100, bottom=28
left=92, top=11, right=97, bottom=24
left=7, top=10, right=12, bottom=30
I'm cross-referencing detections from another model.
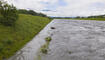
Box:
left=0, top=14, right=51, bottom=60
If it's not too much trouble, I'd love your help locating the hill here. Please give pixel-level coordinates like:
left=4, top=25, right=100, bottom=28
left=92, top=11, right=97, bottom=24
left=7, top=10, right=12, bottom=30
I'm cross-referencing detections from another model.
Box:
left=0, top=14, right=51, bottom=60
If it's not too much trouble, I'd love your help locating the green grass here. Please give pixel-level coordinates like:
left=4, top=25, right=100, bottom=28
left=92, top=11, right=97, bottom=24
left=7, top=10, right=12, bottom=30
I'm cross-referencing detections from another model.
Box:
left=0, top=14, right=51, bottom=60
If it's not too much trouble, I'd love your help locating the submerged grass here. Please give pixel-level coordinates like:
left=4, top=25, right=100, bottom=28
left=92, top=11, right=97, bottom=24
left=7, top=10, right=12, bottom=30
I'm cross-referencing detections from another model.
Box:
left=40, top=36, right=52, bottom=54
left=45, top=36, right=52, bottom=42
left=0, top=14, right=51, bottom=60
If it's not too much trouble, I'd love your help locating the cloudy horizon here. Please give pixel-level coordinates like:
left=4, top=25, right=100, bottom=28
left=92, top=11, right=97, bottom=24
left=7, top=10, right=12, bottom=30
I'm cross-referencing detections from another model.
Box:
left=7, top=0, right=105, bottom=17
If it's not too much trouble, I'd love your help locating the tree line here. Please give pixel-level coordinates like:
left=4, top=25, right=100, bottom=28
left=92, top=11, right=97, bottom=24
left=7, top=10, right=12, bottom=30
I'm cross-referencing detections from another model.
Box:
left=18, top=9, right=47, bottom=17
left=75, top=15, right=105, bottom=19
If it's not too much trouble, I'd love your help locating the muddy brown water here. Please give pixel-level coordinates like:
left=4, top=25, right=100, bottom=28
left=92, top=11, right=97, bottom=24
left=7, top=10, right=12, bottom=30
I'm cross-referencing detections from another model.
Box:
left=9, top=19, right=105, bottom=60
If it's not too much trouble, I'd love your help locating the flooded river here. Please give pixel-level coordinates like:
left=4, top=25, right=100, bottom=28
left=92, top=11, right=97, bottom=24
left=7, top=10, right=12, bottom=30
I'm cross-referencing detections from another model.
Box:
left=9, top=19, right=105, bottom=60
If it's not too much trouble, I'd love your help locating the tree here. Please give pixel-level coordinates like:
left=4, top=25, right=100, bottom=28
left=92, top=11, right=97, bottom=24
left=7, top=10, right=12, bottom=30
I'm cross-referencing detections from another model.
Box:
left=0, top=1, right=18, bottom=26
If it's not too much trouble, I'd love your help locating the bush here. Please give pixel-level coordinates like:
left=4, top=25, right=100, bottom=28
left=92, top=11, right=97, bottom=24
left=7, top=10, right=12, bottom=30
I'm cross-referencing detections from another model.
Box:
left=0, top=1, right=18, bottom=26
left=0, top=16, right=18, bottom=26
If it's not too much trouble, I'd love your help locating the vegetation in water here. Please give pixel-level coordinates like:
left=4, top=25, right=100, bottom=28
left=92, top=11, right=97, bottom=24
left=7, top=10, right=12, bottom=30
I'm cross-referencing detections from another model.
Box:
left=45, top=36, right=52, bottom=42
left=40, top=36, right=52, bottom=54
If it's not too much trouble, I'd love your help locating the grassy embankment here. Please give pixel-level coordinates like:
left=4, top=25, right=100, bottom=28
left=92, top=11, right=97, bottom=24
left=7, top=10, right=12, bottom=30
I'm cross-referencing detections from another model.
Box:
left=0, top=14, right=51, bottom=60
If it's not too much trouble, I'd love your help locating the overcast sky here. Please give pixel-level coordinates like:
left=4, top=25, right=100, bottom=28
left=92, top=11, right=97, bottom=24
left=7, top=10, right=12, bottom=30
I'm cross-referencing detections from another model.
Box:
left=7, top=0, right=105, bottom=17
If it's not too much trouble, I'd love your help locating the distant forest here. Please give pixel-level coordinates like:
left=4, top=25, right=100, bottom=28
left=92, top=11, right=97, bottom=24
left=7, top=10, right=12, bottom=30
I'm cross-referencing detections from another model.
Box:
left=86, top=15, right=105, bottom=18
left=18, top=9, right=47, bottom=17
left=51, top=14, right=105, bottom=19
left=75, top=15, right=105, bottom=18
